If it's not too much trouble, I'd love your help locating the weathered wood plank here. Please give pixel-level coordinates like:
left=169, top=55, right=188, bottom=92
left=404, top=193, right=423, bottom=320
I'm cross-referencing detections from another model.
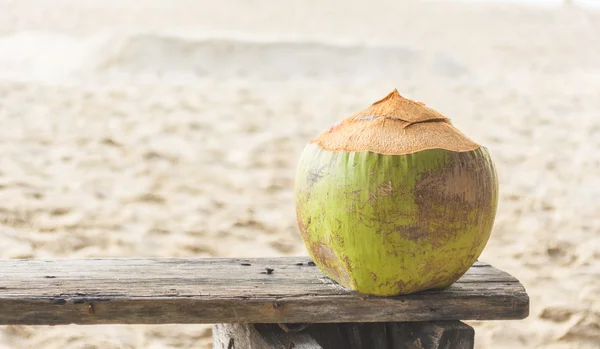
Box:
left=212, top=321, right=474, bottom=349
left=0, top=257, right=529, bottom=325
left=386, top=321, right=474, bottom=349
left=213, top=323, right=322, bottom=349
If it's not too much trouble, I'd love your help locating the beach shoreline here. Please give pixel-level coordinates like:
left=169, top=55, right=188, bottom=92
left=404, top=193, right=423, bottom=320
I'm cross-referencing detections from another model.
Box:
left=0, top=1, right=598, bottom=348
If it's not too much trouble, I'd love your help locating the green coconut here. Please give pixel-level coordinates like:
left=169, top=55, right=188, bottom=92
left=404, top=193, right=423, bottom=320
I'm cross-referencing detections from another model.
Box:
left=294, top=89, right=498, bottom=296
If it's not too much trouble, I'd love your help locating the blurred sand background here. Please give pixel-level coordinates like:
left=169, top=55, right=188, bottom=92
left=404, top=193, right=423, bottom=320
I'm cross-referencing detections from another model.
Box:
left=0, top=0, right=599, bottom=348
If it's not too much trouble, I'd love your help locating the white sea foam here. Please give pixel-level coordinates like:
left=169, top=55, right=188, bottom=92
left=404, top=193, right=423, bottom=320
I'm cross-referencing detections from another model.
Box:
left=0, top=32, right=476, bottom=84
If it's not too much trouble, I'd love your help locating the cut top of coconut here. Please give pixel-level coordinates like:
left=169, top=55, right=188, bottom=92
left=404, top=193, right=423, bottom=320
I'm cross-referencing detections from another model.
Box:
left=311, top=89, right=481, bottom=155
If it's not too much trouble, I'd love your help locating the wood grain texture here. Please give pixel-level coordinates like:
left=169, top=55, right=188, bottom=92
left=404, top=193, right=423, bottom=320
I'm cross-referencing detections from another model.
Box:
left=0, top=257, right=528, bottom=325
left=212, top=321, right=474, bottom=349
left=213, top=323, right=321, bottom=349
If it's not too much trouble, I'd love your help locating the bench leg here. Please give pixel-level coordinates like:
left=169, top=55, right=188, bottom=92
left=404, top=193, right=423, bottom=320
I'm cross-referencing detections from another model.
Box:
left=212, top=321, right=474, bottom=349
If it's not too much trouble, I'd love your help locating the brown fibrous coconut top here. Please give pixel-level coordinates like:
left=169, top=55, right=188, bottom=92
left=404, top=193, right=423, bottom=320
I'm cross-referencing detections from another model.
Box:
left=311, top=89, right=480, bottom=155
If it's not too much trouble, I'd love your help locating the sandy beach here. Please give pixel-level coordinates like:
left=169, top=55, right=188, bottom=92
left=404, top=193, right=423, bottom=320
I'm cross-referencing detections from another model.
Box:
left=0, top=0, right=599, bottom=348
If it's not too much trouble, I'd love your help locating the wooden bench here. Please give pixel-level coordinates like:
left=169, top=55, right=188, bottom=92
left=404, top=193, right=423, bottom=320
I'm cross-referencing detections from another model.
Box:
left=0, top=257, right=529, bottom=348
